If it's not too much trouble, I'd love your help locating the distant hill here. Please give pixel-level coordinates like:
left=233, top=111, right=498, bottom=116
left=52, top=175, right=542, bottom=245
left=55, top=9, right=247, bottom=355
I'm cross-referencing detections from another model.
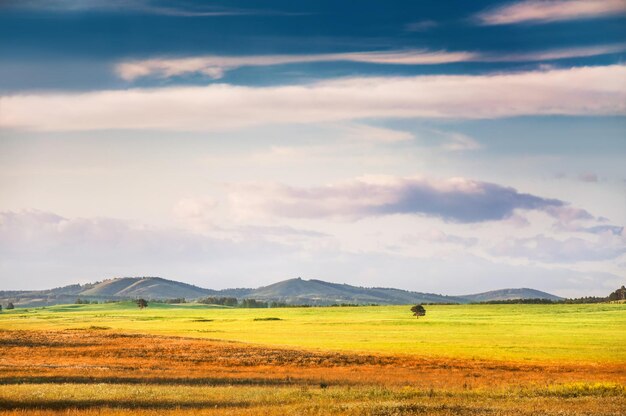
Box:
left=0, top=277, right=218, bottom=307
left=78, top=277, right=215, bottom=299
left=0, top=276, right=562, bottom=307
left=237, top=278, right=466, bottom=305
left=459, top=288, right=563, bottom=302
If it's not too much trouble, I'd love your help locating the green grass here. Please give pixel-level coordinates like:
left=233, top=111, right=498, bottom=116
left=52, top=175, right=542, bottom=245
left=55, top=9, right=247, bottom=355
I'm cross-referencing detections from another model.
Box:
left=1, top=302, right=625, bottom=363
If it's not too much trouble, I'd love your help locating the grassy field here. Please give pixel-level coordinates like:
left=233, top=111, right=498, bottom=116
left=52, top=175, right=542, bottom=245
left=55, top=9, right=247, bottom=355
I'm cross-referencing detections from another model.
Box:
left=0, top=302, right=624, bottom=415
left=1, top=302, right=625, bottom=362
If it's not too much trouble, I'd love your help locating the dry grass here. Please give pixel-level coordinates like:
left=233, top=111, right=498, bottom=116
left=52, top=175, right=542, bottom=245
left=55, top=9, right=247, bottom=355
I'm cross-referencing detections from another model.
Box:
left=0, top=330, right=624, bottom=415
left=1, top=329, right=624, bottom=388
left=0, top=384, right=624, bottom=415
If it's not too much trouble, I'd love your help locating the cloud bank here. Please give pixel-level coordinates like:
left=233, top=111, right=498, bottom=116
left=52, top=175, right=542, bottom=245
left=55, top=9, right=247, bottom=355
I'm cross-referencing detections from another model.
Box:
left=228, top=176, right=566, bottom=223
left=1, top=209, right=621, bottom=295
left=2, top=65, right=625, bottom=132
left=476, top=0, right=626, bottom=25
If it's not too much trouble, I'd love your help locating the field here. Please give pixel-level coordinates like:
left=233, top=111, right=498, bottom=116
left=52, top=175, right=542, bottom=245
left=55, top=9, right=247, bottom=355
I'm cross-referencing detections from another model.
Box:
left=0, top=302, right=625, bottom=415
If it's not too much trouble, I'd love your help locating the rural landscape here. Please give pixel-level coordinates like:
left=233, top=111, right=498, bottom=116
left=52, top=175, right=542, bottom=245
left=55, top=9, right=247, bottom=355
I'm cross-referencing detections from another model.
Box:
left=1, top=278, right=625, bottom=414
left=1, top=0, right=625, bottom=414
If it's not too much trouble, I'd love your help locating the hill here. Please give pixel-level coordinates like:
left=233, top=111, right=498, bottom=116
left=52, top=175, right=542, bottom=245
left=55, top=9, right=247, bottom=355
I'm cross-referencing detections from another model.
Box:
left=0, top=276, right=562, bottom=307
left=78, top=277, right=215, bottom=299
left=0, top=277, right=218, bottom=307
left=240, top=278, right=465, bottom=305
left=459, top=288, right=563, bottom=302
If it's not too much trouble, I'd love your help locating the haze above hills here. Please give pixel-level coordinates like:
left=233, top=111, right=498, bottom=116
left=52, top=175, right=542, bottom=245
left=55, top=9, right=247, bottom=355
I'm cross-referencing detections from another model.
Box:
left=0, top=277, right=563, bottom=307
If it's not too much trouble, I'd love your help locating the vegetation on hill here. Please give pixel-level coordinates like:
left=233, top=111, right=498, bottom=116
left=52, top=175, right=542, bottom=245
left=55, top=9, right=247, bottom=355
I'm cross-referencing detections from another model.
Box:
left=460, top=288, right=563, bottom=302
left=5, top=277, right=624, bottom=308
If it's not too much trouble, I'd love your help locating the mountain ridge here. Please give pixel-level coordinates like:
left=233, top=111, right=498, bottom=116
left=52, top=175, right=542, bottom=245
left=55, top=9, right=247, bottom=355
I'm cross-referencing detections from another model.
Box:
left=0, top=276, right=563, bottom=307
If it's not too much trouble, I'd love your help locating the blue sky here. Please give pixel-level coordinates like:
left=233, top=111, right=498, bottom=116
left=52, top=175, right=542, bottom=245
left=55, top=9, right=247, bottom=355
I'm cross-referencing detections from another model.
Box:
left=1, top=0, right=625, bottom=296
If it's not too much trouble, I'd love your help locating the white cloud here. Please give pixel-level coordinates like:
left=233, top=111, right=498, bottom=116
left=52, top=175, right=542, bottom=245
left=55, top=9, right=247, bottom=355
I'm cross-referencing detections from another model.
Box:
left=438, top=131, right=481, bottom=151
left=115, top=50, right=478, bottom=81
left=4, top=0, right=277, bottom=17
left=114, top=44, right=626, bottom=81
left=486, top=43, right=626, bottom=61
left=227, top=175, right=568, bottom=223
left=2, top=65, right=625, bottom=132
left=475, top=0, right=626, bottom=25
left=341, top=124, right=414, bottom=143
left=491, top=233, right=626, bottom=262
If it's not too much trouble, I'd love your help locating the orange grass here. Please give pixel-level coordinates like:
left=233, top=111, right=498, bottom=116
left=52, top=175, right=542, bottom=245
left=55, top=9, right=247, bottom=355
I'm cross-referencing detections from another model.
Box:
left=0, top=330, right=624, bottom=415
left=1, top=329, right=624, bottom=388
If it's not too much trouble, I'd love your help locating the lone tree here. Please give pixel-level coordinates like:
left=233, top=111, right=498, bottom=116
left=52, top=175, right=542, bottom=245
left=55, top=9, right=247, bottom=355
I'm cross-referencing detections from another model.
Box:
left=411, top=304, right=426, bottom=319
left=6, top=302, right=14, bottom=310
left=136, top=299, right=148, bottom=309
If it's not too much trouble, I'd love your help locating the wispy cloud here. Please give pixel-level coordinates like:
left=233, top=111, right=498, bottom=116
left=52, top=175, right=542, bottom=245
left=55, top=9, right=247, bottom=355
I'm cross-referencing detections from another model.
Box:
left=2, top=65, right=624, bottom=132
left=115, top=44, right=626, bottom=81
left=437, top=131, right=481, bottom=152
left=227, top=176, right=566, bottom=223
left=486, top=43, right=626, bottom=62
left=115, top=50, right=478, bottom=81
left=402, top=229, right=478, bottom=247
left=1, top=0, right=285, bottom=17
left=475, top=0, right=626, bottom=25
left=341, top=124, right=414, bottom=143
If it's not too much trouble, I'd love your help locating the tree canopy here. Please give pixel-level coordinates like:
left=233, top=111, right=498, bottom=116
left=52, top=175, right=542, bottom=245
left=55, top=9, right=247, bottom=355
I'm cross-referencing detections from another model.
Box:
left=411, top=304, right=426, bottom=319
left=608, top=286, right=626, bottom=301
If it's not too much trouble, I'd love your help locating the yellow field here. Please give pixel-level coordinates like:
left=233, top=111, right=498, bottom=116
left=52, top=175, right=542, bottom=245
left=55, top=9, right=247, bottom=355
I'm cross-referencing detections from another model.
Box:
left=0, top=302, right=624, bottom=415
left=1, top=302, right=625, bottom=362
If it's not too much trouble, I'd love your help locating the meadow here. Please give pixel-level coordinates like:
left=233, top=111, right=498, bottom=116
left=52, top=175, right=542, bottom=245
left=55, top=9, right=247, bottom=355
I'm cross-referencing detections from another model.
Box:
left=0, top=302, right=624, bottom=415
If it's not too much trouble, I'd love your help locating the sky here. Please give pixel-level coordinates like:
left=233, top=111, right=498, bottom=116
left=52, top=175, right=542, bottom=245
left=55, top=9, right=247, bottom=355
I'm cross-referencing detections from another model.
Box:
left=0, top=0, right=625, bottom=296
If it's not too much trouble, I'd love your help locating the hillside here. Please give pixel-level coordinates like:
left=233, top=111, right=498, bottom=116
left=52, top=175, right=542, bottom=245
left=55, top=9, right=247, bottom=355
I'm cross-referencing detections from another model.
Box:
left=459, top=288, right=563, bottom=302
left=78, top=277, right=215, bottom=299
left=243, top=278, right=465, bottom=305
left=0, top=276, right=562, bottom=307
left=0, top=277, right=218, bottom=307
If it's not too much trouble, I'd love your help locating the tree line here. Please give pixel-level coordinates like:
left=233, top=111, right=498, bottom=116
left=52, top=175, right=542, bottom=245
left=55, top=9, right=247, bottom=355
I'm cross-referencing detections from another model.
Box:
left=476, top=287, right=626, bottom=305
left=198, top=297, right=288, bottom=308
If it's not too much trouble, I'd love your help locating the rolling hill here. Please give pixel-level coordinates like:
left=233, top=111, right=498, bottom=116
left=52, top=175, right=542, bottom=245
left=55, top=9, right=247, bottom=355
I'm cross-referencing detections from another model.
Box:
left=238, top=278, right=466, bottom=305
left=459, top=288, right=563, bottom=302
left=77, top=277, right=215, bottom=299
left=0, top=276, right=562, bottom=307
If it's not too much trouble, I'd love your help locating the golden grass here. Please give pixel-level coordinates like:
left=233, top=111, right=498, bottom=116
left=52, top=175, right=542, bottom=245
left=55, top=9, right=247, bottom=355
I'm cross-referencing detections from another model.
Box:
left=0, top=384, right=624, bottom=415
left=0, top=329, right=624, bottom=415
left=1, top=329, right=624, bottom=388
left=1, top=302, right=625, bottom=415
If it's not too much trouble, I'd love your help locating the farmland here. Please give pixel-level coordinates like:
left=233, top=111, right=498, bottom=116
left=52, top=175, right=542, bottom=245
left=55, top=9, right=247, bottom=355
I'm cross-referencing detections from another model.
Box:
left=0, top=303, right=624, bottom=415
